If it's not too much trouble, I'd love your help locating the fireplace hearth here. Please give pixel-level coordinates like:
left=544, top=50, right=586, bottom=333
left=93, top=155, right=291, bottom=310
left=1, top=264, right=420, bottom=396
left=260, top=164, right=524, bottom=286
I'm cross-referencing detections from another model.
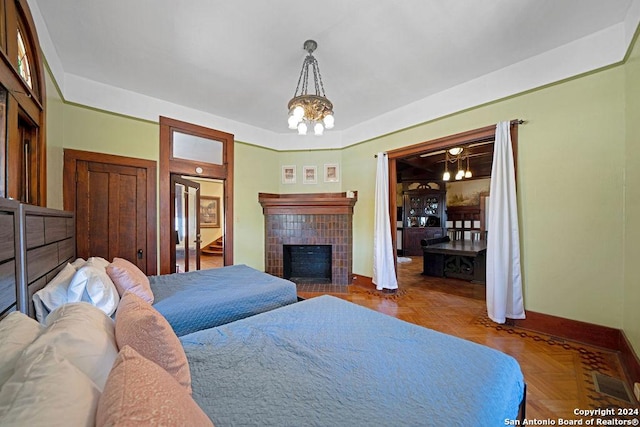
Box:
left=259, top=192, right=357, bottom=286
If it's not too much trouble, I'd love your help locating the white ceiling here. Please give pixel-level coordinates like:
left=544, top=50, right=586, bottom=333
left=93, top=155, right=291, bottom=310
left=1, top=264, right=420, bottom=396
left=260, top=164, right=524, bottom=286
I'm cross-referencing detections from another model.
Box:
left=30, top=1, right=639, bottom=149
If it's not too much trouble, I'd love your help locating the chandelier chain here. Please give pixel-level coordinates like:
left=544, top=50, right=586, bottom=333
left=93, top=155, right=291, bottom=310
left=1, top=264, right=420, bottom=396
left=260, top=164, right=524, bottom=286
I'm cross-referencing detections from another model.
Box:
left=293, top=55, right=327, bottom=98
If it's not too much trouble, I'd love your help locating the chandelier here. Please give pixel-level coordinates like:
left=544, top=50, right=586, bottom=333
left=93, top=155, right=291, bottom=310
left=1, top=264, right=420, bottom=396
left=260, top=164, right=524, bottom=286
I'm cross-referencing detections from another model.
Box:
left=442, top=147, right=472, bottom=181
left=287, top=40, right=334, bottom=136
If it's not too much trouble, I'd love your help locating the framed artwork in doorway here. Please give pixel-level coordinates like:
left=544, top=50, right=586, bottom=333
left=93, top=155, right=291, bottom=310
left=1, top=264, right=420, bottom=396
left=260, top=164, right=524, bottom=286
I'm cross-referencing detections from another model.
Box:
left=200, top=195, right=220, bottom=228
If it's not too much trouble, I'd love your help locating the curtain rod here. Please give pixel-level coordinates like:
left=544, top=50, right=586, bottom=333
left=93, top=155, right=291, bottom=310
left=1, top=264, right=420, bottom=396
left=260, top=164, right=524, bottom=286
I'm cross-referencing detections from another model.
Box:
left=373, top=120, right=525, bottom=157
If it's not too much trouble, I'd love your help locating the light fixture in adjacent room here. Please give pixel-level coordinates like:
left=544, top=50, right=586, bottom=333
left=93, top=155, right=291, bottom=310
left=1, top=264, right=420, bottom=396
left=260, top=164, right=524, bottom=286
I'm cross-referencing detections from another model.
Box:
left=464, top=155, right=472, bottom=178
left=442, top=160, right=451, bottom=181
left=287, top=40, right=334, bottom=136
left=455, top=157, right=465, bottom=180
left=442, top=147, right=473, bottom=181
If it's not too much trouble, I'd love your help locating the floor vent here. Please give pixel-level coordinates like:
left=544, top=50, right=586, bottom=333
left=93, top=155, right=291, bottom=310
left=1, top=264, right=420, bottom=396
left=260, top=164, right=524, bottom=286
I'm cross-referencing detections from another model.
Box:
left=592, top=373, right=633, bottom=403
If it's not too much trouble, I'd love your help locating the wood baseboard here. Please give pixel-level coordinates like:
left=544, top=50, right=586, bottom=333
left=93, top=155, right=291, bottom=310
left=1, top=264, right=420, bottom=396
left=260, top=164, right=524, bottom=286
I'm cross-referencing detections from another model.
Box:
left=352, top=274, right=374, bottom=288
left=619, top=331, right=640, bottom=386
left=509, top=311, right=620, bottom=350
left=510, top=311, right=640, bottom=384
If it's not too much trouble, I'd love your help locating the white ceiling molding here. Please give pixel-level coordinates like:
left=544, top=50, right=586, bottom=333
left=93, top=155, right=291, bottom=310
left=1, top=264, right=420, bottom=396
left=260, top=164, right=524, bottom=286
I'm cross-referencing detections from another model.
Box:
left=63, top=72, right=280, bottom=147
left=28, top=0, right=65, bottom=92
left=626, top=0, right=640, bottom=47
left=342, top=22, right=628, bottom=148
left=29, top=0, right=640, bottom=152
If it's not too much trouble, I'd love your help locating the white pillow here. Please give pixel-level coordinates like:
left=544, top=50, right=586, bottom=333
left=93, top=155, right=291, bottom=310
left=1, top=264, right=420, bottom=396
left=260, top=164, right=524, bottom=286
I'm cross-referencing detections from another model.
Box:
left=67, top=265, right=120, bottom=316
left=0, top=345, right=100, bottom=427
left=32, top=263, right=77, bottom=323
left=85, top=256, right=110, bottom=269
left=22, top=302, right=118, bottom=391
left=0, top=312, right=44, bottom=387
left=71, top=257, right=87, bottom=269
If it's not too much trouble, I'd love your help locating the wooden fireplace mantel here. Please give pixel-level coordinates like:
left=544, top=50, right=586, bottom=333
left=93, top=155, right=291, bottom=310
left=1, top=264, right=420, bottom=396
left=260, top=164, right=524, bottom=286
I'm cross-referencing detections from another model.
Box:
left=258, top=192, right=358, bottom=215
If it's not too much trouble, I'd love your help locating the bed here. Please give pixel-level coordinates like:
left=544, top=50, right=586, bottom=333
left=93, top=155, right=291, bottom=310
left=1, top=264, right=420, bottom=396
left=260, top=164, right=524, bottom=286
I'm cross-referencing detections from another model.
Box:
left=182, top=295, right=526, bottom=426
left=150, top=264, right=298, bottom=336
left=1, top=198, right=297, bottom=337
left=0, top=201, right=525, bottom=426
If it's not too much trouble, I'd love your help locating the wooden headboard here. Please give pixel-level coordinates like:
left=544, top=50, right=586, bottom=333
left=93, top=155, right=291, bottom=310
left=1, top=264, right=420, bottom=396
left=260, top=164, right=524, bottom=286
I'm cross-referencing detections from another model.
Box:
left=0, top=199, right=75, bottom=320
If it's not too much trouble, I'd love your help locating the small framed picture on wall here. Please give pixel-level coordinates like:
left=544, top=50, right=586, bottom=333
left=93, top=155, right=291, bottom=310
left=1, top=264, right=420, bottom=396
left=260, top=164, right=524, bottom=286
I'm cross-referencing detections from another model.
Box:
left=200, top=196, right=220, bottom=228
left=303, top=166, right=317, bottom=184
left=282, top=165, right=296, bottom=184
left=324, top=163, right=339, bottom=183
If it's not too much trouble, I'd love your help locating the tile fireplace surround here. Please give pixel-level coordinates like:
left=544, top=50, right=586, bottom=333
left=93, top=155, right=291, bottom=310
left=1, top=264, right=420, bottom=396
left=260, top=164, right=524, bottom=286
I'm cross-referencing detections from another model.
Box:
left=258, top=192, right=358, bottom=286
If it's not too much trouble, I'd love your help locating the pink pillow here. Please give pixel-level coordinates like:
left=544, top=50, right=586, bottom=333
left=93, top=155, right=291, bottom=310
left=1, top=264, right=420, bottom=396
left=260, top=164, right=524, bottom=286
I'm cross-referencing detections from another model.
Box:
left=115, top=292, right=191, bottom=393
left=106, top=257, right=153, bottom=303
left=96, top=346, right=213, bottom=427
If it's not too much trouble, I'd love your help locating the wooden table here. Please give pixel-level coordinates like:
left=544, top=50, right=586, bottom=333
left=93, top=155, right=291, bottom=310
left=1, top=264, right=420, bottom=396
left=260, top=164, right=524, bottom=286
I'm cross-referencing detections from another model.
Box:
left=422, top=240, right=487, bottom=283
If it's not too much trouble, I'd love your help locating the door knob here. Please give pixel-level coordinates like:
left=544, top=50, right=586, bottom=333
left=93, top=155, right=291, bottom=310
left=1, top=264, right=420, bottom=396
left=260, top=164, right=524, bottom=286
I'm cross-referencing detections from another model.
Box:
left=137, top=249, right=143, bottom=259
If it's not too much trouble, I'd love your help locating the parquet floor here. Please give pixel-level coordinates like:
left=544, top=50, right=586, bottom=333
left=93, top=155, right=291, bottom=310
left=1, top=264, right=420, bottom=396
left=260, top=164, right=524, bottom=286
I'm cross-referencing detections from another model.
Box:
left=298, top=256, right=640, bottom=422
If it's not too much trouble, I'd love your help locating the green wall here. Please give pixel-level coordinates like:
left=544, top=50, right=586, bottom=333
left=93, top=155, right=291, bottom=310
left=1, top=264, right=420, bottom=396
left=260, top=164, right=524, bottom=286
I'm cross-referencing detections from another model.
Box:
left=45, top=74, right=159, bottom=210
left=342, top=66, right=626, bottom=329
left=45, top=46, right=638, bottom=353
left=44, top=71, right=280, bottom=268
left=624, top=36, right=640, bottom=354
left=45, top=68, right=65, bottom=209
left=232, top=142, right=279, bottom=268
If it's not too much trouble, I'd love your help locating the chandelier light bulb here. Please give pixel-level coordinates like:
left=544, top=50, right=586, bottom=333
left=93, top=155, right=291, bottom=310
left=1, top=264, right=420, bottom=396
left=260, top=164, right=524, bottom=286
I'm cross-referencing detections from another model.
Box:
left=314, top=122, right=324, bottom=135
left=293, top=106, right=304, bottom=120
left=465, top=170, right=472, bottom=178
left=297, top=122, right=307, bottom=135
left=455, top=170, right=464, bottom=180
left=323, top=114, right=334, bottom=129
left=288, top=115, right=299, bottom=129
left=443, top=171, right=450, bottom=181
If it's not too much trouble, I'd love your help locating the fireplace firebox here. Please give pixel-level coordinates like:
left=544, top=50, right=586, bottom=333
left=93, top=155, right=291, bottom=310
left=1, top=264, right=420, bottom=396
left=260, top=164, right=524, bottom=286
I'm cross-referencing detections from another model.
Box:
left=283, top=245, right=331, bottom=284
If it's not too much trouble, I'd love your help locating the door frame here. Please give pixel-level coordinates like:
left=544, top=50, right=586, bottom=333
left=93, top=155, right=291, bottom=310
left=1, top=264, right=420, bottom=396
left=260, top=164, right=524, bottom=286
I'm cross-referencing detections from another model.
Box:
left=62, top=148, right=158, bottom=274
left=159, top=117, right=234, bottom=274
left=386, top=121, right=520, bottom=266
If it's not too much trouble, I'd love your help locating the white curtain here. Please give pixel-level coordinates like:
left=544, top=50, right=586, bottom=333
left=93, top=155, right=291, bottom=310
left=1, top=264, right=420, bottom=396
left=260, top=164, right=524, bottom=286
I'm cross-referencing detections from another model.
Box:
left=373, top=152, right=398, bottom=291
left=486, top=121, right=525, bottom=323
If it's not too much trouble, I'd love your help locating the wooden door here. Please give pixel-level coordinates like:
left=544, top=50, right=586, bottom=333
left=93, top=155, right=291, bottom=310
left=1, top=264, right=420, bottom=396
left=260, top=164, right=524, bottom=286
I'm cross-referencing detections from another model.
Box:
left=63, top=150, right=157, bottom=275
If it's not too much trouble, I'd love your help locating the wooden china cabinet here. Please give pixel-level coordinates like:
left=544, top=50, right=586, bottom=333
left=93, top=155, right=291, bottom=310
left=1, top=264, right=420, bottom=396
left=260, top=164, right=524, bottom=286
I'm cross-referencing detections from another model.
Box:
left=402, top=187, right=445, bottom=256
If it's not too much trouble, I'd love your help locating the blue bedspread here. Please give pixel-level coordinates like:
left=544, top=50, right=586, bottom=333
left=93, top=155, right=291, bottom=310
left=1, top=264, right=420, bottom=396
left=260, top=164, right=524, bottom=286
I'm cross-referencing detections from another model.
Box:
left=149, top=264, right=297, bottom=336
left=182, top=295, right=525, bottom=427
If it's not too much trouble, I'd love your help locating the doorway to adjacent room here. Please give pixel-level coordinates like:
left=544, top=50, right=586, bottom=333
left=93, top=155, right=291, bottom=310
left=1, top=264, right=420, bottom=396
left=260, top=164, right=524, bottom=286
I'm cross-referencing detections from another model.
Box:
left=159, top=117, right=234, bottom=274
left=386, top=122, right=520, bottom=295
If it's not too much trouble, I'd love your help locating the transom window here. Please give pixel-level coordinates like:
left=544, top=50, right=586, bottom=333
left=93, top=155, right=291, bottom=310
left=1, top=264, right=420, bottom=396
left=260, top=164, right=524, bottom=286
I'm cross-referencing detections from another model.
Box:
left=17, top=27, right=32, bottom=88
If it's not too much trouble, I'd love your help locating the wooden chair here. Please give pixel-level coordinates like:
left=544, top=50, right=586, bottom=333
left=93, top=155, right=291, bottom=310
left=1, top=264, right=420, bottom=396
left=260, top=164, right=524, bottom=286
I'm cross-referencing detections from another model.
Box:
left=447, top=229, right=462, bottom=241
